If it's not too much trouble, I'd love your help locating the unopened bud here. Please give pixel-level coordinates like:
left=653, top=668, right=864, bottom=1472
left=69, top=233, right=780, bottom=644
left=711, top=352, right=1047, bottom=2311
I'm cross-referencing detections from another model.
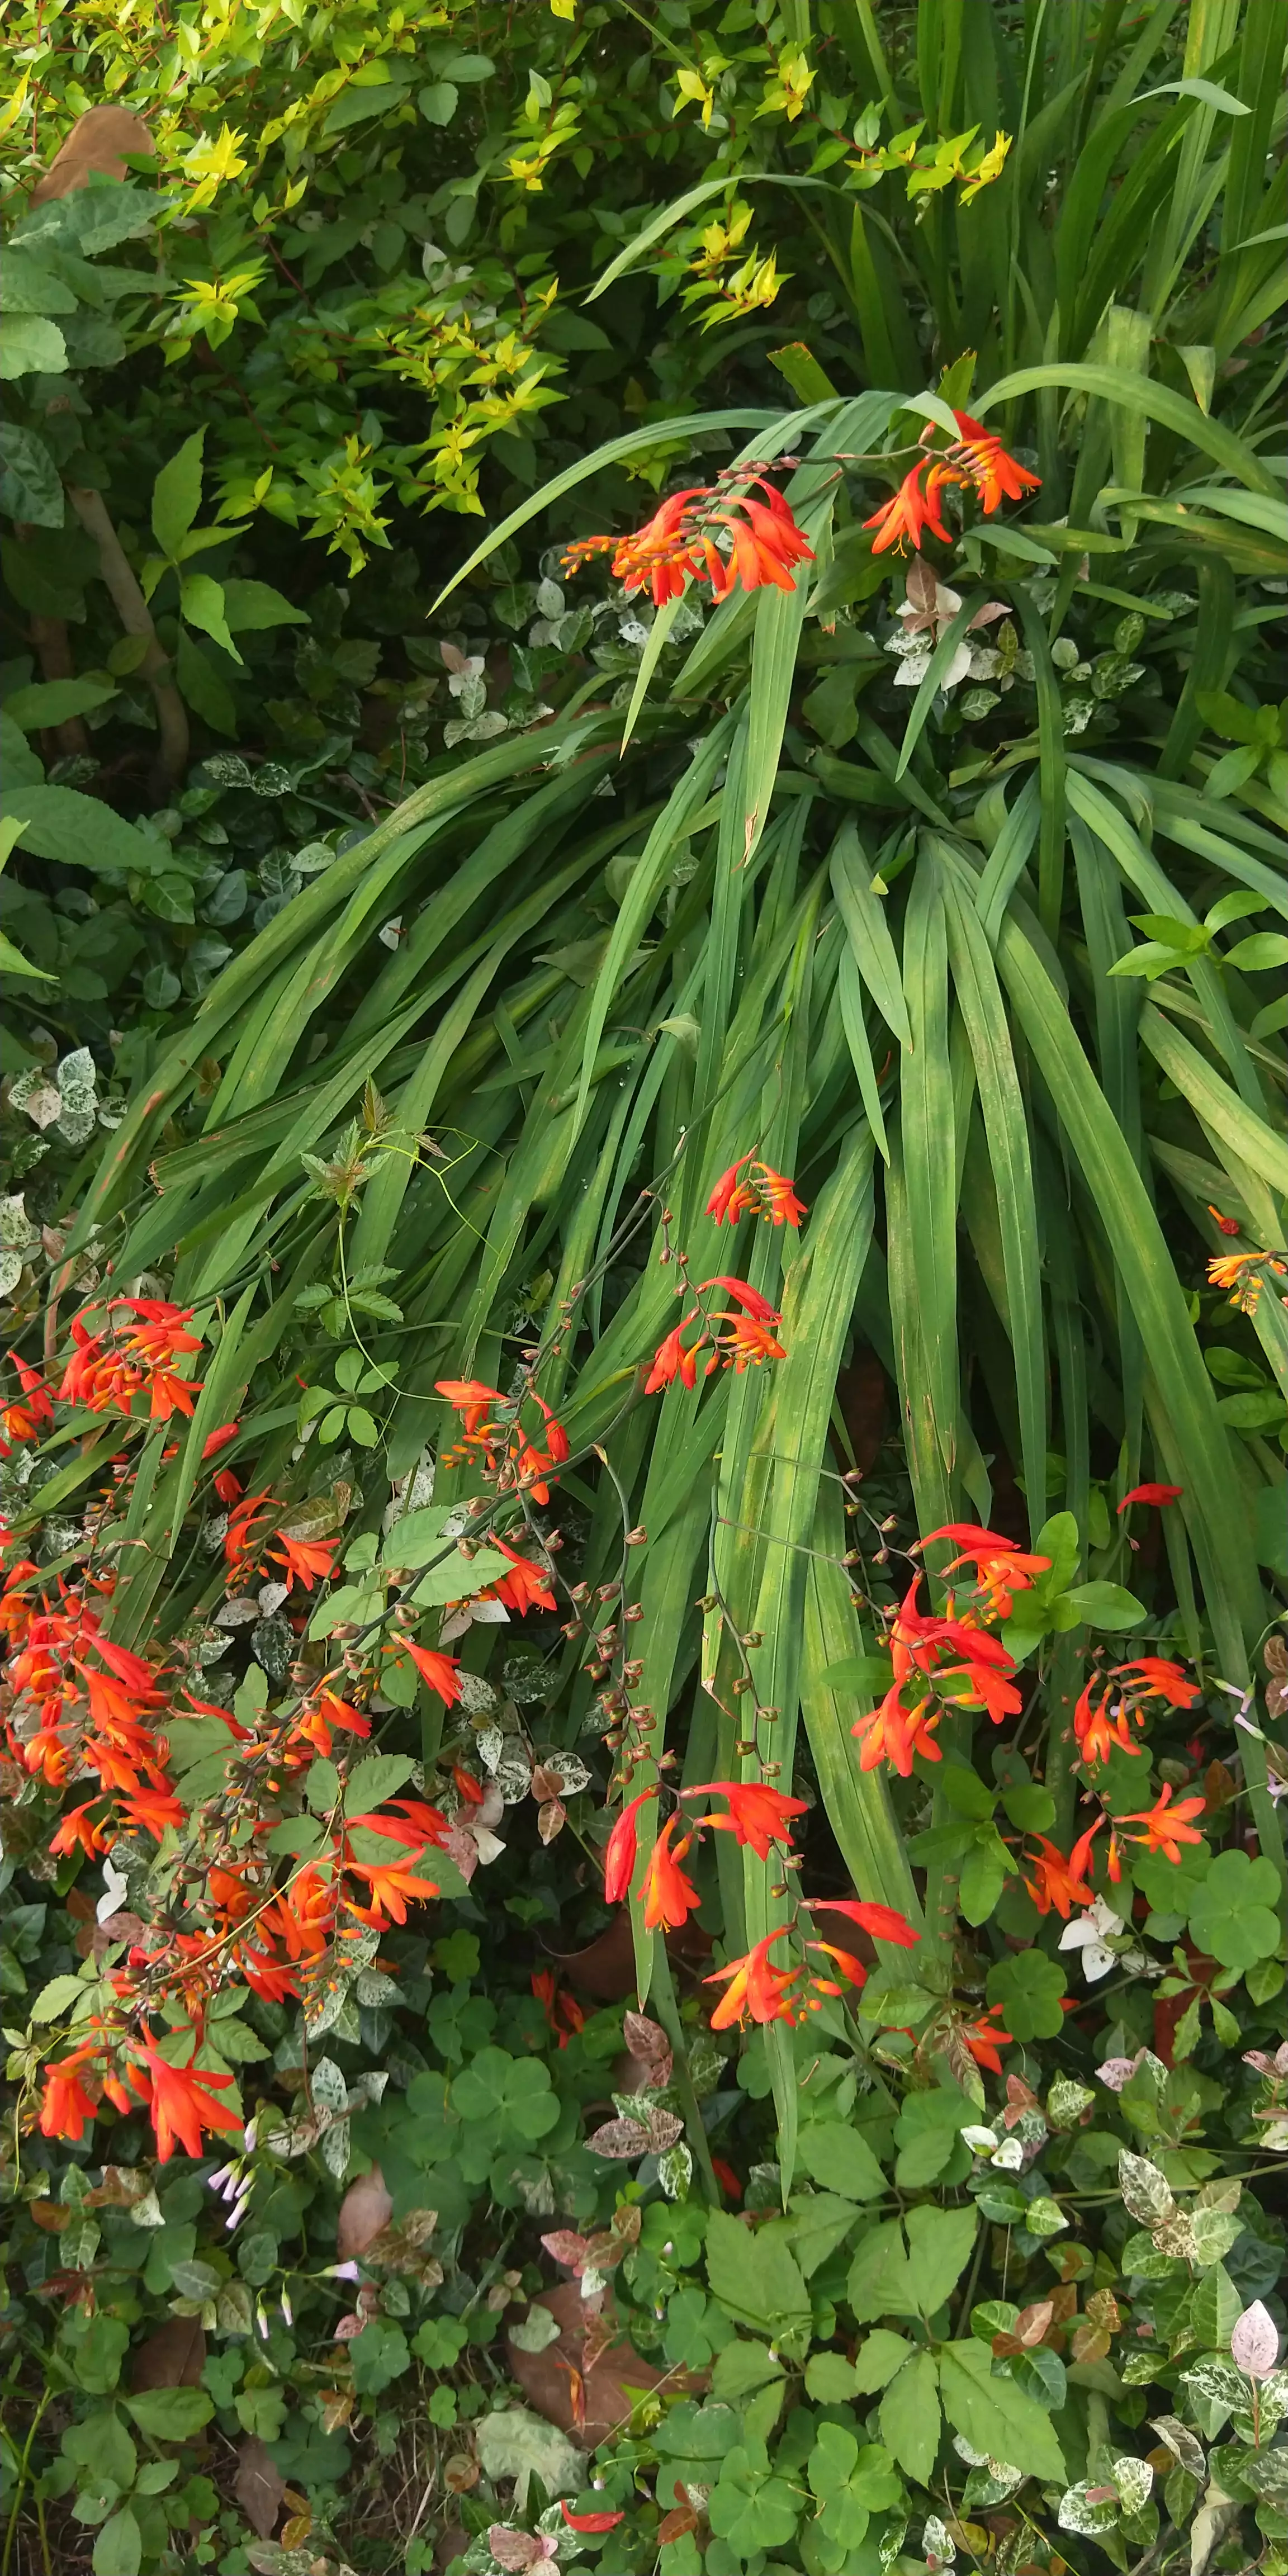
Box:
left=625, top=1526, right=647, bottom=1546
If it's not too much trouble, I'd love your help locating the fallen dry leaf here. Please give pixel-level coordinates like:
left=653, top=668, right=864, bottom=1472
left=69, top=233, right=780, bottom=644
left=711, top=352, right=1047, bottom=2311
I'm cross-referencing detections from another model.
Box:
left=32, top=106, right=156, bottom=205
left=130, top=2318, right=206, bottom=2390
left=235, top=2436, right=286, bottom=2539
left=505, top=2281, right=703, bottom=2450
left=547, top=1912, right=709, bottom=2001
left=335, top=2165, right=393, bottom=2260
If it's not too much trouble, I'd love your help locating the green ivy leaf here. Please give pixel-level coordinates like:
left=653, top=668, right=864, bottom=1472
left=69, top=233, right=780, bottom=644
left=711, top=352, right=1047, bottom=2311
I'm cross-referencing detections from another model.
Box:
left=125, top=2387, right=214, bottom=2441
left=986, top=1949, right=1068, bottom=2040
left=938, top=2339, right=1067, bottom=2482
left=705, top=2208, right=812, bottom=2342
left=795, top=2121, right=886, bottom=2201
left=878, top=2347, right=941, bottom=2486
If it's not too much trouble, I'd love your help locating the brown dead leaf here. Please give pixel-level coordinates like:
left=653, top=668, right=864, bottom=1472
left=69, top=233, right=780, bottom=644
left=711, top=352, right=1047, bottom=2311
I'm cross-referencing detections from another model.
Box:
left=657, top=2505, right=699, bottom=2545
left=130, top=2318, right=206, bottom=2389
left=443, top=2453, right=480, bottom=2494
left=318, top=2389, right=354, bottom=2435
left=537, top=1798, right=566, bottom=1844
left=30, top=2202, right=69, bottom=2232
left=505, top=2281, right=704, bottom=2450
left=548, top=1911, right=710, bottom=2001
left=335, top=2165, right=393, bottom=2259
left=235, top=2436, right=286, bottom=2538
left=92, top=1912, right=146, bottom=1962
left=31, top=105, right=156, bottom=205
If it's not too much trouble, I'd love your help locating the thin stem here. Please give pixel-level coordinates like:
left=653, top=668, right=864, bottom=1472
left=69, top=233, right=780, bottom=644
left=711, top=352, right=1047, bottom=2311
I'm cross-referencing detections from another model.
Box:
left=64, top=484, right=189, bottom=793
left=646, top=1937, right=721, bottom=2207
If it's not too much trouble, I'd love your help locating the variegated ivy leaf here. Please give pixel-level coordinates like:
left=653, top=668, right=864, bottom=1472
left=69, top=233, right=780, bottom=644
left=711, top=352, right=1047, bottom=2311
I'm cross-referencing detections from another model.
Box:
left=1117, top=2148, right=1175, bottom=2227
left=1180, top=2356, right=1248, bottom=2432
left=320, top=2115, right=352, bottom=2179
left=1230, top=2298, right=1280, bottom=2379
left=659, top=2142, right=693, bottom=2201
left=310, top=2054, right=350, bottom=2116
left=1046, top=2076, right=1096, bottom=2130
left=1189, top=2206, right=1244, bottom=2267
left=1110, top=2455, right=1153, bottom=2516
left=1057, top=2480, right=1119, bottom=2536
left=1148, top=2416, right=1206, bottom=2478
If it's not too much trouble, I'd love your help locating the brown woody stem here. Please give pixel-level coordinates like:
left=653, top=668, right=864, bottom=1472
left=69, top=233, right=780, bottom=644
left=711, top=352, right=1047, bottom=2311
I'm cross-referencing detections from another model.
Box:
left=64, top=483, right=189, bottom=795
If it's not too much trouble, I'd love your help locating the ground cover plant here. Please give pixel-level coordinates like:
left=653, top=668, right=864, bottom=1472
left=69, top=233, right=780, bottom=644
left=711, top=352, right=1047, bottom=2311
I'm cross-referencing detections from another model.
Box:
left=1, top=3, right=1286, bottom=2574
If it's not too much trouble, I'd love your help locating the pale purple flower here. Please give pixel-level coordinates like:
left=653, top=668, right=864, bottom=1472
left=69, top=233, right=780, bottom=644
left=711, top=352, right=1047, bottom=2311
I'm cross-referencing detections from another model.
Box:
left=327, top=2260, right=361, bottom=2281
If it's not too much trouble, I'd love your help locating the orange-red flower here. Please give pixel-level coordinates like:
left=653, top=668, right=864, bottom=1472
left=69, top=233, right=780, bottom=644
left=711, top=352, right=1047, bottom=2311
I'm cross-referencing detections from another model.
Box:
left=811, top=1896, right=920, bottom=1947
left=292, top=1687, right=371, bottom=1758
left=699, top=1275, right=783, bottom=1326
left=270, top=1528, right=338, bottom=1593
left=918, top=1523, right=1052, bottom=1620
left=39, top=2051, right=98, bottom=2143
left=852, top=1676, right=941, bottom=1775
left=49, top=1800, right=111, bottom=1859
left=1117, top=1783, right=1206, bottom=1863
left=958, top=2004, right=1013, bottom=2075
left=805, top=1940, right=869, bottom=1997
left=201, top=1419, right=240, bottom=1459
left=119, top=1785, right=186, bottom=1839
left=706, top=1158, right=806, bottom=1228
left=640, top=1815, right=700, bottom=1931
left=864, top=460, right=956, bottom=556
left=435, top=1378, right=506, bottom=1436
left=604, top=1786, right=657, bottom=1903
left=1025, top=1821, right=1101, bottom=1920
left=706, top=1157, right=755, bottom=1223
left=561, top=2504, right=624, bottom=2535
left=1117, top=1483, right=1183, bottom=1512
left=1208, top=1247, right=1286, bottom=1313
left=706, top=1928, right=802, bottom=2029
left=138, top=2044, right=242, bottom=2162
left=714, top=1314, right=788, bottom=1373
left=0, top=1355, right=53, bottom=1455
left=405, top=1643, right=462, bottom=1706
left=346, top=1857, right=442, bottom=1927
left=259, top=1865, right=335, bottom=1962
left=60, top=1299, right=205, bottom=1422
left=225, top=1490, right=277, bottom=1575
left=949, top=411, right=1041, bottom=514
left=563, top=476, right=813, bottom=609
left=646, top=1315, right=706, bottom=1395
left=688, top=1779, right=808, bottom=1860
left=490, top=1538, right=555, bottom=1614
left=1073, top=1654, right=1199, bottom=1767
left=1115, top=1656, right=1201, bottom=1708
